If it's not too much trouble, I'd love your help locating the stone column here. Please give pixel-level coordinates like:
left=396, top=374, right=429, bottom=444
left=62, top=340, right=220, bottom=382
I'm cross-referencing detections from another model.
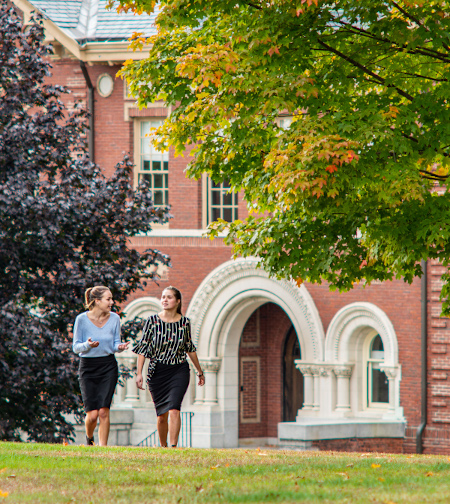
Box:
left=380, top=365, right=398, bottom=414
left=333, top=365, right=354, bottom=411
left=295, top=362, right=314, bottom=410
left=310, top=365, right=323, bottom=411
left=199, top=358, right=222, bottom=406
left=123, top=356, right=140, bottom=407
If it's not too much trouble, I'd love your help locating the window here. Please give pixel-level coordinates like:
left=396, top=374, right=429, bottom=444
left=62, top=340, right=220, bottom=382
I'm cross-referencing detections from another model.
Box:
left=135, top=120, right=169, bottom=207
left=278, top=115, right=293, bottom=130
left=204, top=177, right=238, bottom=227
left=367, top=334, right=389, bottom=406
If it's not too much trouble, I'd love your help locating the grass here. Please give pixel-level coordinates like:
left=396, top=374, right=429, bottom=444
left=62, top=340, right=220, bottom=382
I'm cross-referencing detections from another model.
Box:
left=1, top=442, right=450, bottom=503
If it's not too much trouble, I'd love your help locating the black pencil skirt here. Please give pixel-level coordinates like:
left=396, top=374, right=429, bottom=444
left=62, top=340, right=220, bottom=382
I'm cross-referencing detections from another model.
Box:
left=148, top=361, right=190, bottom=416
left=78, top=355, right=118, bottom=412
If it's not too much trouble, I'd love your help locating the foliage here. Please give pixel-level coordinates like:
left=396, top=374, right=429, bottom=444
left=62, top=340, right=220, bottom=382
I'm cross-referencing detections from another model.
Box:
left=116, top=0, right=450, bottom=313
left=2, top=442, right=450, bottom=503
left=0, top=2, right=170, bottom=442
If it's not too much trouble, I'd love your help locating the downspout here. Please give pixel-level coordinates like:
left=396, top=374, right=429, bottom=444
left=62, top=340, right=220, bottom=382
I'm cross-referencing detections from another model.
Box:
left=416, top=259, right=428, bottom=453
left=79, top=61, right=95, bottom=163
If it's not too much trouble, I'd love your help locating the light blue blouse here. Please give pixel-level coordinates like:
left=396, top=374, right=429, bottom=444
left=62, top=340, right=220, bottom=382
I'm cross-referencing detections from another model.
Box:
left=72, top=311, right=123, bottom=358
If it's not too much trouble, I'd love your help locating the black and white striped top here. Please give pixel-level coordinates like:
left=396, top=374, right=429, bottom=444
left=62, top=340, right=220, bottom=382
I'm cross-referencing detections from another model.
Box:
left=132, top=315, right=196, bottom=379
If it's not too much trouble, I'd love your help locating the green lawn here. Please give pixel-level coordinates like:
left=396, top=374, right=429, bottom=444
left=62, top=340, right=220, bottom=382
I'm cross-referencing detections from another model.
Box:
left=1, top=442, right=450, bottom=503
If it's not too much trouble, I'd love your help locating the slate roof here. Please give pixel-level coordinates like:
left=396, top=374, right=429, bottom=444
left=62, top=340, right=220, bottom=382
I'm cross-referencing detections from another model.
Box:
left=29, top=0, right=158, bottom=43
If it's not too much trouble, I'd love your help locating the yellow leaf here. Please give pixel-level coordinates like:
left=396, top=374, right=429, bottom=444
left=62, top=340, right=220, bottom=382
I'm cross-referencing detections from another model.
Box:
left=371, top=464, right=381, bottom=469
left=0, top=491, right=9, bottom=498
left=425, top=471, right=434, bottom=477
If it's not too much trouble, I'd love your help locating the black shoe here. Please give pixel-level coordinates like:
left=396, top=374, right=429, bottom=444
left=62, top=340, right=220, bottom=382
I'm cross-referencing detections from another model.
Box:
left=86, top=436, right=94, bottom=446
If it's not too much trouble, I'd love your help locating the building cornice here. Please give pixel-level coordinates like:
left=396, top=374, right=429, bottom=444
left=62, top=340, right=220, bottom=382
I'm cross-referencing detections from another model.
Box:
left=12, top=0, right=151, bottom=62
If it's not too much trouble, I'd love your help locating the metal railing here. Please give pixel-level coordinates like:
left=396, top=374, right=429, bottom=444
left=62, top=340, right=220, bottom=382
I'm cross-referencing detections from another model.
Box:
left=137, top=411, right=194, bottom=448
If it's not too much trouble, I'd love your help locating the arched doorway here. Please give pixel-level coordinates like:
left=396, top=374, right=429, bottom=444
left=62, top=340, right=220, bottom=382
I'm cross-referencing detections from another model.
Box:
left=186, top=257, right=325, bottom=448
left=283, top=326, right=303, bottom=422
left=238, top=303, right=296, bottom=442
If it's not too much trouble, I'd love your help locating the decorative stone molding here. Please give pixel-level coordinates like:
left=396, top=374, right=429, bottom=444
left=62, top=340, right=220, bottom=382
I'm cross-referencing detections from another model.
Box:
left=200, top=358, right=222, bottom=373
left=325, top=302, right=398, bottom=366
left=295, top=362, right=314, bottom=376
left=333, top=365, right=354, bottom=378
left=379, top=365, right=399, bottom=380
left=186, top=257, right=324, bottom=361
left=296, top=362, right=334, bottom=377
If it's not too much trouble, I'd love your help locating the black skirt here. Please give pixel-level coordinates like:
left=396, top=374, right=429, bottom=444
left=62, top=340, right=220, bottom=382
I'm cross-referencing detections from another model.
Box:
left=148, top=361, right=190, bottom=416
left=78, top=354, right=118, bottom=412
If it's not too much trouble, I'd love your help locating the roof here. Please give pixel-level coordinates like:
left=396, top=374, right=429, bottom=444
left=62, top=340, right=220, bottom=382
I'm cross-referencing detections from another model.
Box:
left=28, top=0, right=158, bottom=43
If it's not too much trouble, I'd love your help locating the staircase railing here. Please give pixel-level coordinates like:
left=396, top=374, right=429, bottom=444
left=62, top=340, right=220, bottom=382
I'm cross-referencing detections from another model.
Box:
left=137, top=411, right=194, bottom=448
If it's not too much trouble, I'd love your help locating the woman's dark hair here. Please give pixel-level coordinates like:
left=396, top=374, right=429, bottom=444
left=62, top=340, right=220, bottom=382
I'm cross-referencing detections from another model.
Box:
left=84, top=286, right=110, bottom=311
left=164, top=286, right=182, bottom=314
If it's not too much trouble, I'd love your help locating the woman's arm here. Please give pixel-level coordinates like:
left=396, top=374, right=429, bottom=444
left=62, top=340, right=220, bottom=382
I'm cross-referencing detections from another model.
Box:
left=72, top=317, right=95, bottom=354
left=187, top=351, right=205, bottom=387
left=136, top=354, right=146, bottom=390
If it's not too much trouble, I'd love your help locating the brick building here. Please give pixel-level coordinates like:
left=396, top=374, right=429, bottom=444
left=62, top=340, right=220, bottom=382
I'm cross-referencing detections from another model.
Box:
left=12, top=0, right=450, bottom=453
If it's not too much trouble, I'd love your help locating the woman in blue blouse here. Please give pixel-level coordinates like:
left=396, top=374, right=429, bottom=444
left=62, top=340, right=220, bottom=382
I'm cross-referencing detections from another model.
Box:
left=73, top=286, right=129, bottom=446
left=134, top=286, right=205, bottom=447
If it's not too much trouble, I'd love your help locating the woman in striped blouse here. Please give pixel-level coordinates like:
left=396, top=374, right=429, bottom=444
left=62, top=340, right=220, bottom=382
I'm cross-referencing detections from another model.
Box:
left=133, top=286, right=205, bottom=447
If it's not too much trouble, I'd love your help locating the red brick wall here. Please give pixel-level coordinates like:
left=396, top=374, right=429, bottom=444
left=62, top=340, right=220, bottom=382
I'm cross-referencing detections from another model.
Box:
left=46, top=59, right=133, bottom=177
left=312, top=438, right=404, bottom=453
left=425, top=260, right=450, bottom=454
left=128, top=236, right=233, bottom=308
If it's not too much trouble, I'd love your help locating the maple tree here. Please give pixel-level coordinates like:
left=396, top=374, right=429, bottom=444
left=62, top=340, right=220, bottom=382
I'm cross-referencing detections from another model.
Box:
left=116, top=0, right=450, bottom=313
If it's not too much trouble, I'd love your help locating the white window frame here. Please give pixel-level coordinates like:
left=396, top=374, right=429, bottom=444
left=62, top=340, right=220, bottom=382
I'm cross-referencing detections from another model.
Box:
left=364, top=332, right=389, bottom=411
left=202, top=175, right=239, bottom=228
left=133, top=118, right=169, bottom=211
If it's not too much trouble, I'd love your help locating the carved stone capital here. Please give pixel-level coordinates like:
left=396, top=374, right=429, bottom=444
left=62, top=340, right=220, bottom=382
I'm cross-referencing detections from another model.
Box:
left=333, top=365, right=354, bottom=378
left=199, top=357, right=222, bottom=373
left=379, top=365, right=398, bottom=380
left=294, top=360, right=314, bottom=376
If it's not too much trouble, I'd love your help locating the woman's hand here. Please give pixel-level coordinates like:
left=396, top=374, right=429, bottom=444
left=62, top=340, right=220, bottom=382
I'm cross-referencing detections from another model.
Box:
left=197, top=373, right=205, bottom=387
left=136, top=373, right=145, bottom=390
left=118, top=342, right=129, bottom=351
left=87, top=337, right=99, bottom=348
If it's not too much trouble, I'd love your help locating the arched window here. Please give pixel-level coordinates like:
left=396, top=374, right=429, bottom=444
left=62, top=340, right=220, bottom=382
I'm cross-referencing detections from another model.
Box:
left=367, top=334, right=389, bottom=407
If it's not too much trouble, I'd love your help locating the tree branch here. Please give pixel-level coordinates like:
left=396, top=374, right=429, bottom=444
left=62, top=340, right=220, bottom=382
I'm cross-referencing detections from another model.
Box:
left=419, top=169, right=449, bottom=180
left=334, top=18, right=450, bottom=63
left=242, top=0, right=262, bottom=10
left=391, top=1, right=427, bottom=30
left=316, top=38, right=415, bottom=102
left=397, top=71, right=447, bottom=82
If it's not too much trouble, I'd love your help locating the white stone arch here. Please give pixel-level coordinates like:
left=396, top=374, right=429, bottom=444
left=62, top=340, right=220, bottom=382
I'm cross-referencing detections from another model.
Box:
left=187, top=257, right=324, bottom=361
left=186, top=257, right=324, bottom=448
left=325, top=302, right=398, bottom=366
left=324, top=302, right=402, bottom=419
left=122, top=296, right=162, bottom=322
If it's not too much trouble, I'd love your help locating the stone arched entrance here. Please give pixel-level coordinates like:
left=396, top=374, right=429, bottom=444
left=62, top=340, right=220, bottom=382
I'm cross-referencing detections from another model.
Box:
left=186, top=257, right=324, bottom=448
